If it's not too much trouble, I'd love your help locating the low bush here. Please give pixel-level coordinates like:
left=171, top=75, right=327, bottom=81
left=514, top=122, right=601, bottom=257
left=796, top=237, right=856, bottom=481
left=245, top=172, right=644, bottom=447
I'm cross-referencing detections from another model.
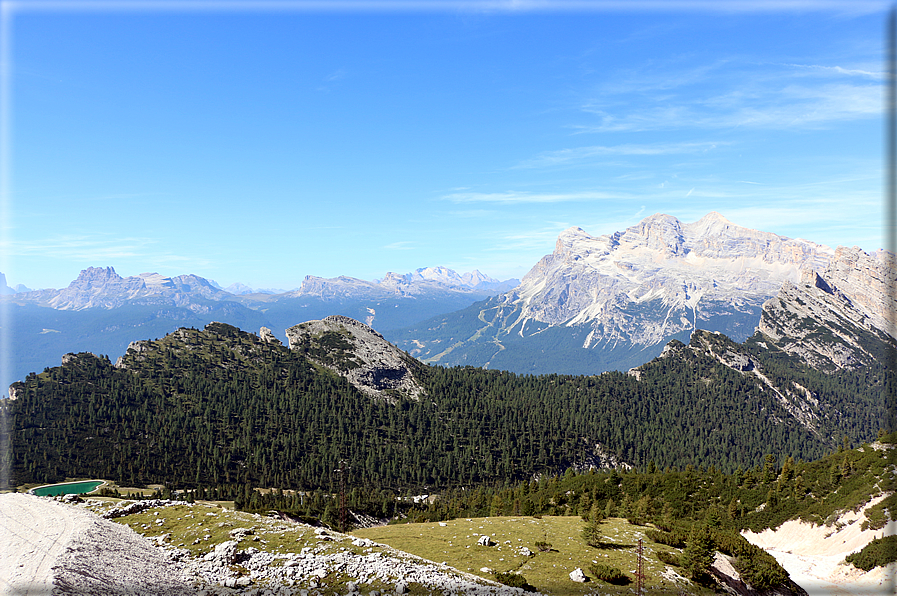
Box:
left=493, top=571, right=536, bottom=592
left=860, top=493, right=896, bottom=531
left=588, top=563, right=630, bottom=585
left=845, top=535, right=897, bottom=571
left=731, top=539, right=789, bottom=590
left=646, top=528, right=686, bottom=548
left=656, top=550, right=680, bottom=566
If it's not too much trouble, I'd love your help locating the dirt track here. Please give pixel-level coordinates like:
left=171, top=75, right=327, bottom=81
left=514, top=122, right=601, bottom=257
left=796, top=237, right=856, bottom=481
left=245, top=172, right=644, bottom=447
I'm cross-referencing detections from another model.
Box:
left=1, top=493, right=79, bottom=595
left=0, top=493, right=192, bottom=596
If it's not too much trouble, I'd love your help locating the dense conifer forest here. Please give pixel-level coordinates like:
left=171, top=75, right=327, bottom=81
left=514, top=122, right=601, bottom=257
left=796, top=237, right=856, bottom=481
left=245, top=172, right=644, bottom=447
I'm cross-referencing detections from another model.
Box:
left=4, top=322, right=887, bottom=495
left=96, top=432, right=897, bottom=584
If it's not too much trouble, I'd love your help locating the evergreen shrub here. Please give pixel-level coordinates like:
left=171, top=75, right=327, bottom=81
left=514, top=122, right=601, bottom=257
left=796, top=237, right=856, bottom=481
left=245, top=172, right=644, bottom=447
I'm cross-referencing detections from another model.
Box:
left=656, top=550, right=680, bottom=566
left=588, top=563, right=629, bottom=584
left=845, top=535, right=897, bottom=571
left=493, top=571, right=536, bottom=592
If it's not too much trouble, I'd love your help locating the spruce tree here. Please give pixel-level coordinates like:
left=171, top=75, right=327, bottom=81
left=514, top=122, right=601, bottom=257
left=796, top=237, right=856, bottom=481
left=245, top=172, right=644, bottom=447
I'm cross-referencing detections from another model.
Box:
left=681, top=523, right=715, bottom=580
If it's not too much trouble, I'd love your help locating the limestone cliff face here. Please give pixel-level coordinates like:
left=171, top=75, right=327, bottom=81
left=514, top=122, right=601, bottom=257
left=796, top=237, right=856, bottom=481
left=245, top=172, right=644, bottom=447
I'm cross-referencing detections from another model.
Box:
left=286, top=315, right=425, bottom=402
left=48, top=267, right=148, bottom=309
left=395, top=213, right=841, bottom=374
left=509, top=213, right=831, bottom=342
left=758, top=246, right=896, bottom=370
left=15, top=266, right=233, bottom=311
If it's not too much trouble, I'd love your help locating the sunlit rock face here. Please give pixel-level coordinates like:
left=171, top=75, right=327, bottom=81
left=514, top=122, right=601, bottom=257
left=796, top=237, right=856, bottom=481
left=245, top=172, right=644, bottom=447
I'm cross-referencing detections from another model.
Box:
left=501, top=212, right=833, bottom=349
left=396, top=212, right=839, bottom=375
left=758, top=246, right=896, bottom=371
left=286, top=315, right=426, bottom=402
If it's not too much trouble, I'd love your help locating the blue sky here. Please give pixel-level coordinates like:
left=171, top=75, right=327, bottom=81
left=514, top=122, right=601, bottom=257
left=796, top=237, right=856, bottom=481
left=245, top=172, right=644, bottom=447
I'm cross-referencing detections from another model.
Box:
left=0, top=0, right=889, bottom=290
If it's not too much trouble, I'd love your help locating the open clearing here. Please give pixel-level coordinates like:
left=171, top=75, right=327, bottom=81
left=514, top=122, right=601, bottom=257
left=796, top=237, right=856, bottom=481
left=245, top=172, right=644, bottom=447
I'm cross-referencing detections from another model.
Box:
left=353, top=515, right=702, bottom=595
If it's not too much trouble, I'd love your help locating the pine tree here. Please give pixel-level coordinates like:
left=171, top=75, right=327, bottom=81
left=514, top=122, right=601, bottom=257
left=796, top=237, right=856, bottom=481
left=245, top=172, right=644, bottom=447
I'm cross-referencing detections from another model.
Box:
left=582, top=502, right=605, bottom=547
left=680, top=523, right=715, bottom=580
left=727, top=497, right=739, bottom=521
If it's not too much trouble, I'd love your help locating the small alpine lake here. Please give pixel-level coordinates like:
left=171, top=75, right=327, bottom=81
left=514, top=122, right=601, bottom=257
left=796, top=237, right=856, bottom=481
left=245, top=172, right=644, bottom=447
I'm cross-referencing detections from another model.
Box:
left=31, top=480, right=104, bottom=497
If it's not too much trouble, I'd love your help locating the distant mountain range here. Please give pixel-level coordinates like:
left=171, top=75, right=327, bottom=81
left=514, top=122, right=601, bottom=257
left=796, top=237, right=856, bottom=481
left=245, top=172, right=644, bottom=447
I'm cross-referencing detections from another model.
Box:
left=3, top=210, right=893, bottom=389
left=8, top=245, right=890, bottom=489
left=0, top=272, right=29, bottom=295
left=387, top=212, right=892, bottom=375
left=0, top=266, right=518, bottom=390
left=5, top=265, right=515, bottom=309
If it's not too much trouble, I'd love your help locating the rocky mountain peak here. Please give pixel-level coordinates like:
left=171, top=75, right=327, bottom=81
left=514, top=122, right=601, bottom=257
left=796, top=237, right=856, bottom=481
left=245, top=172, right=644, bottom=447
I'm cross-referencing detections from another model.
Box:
left=401, top=212, right=841, bottom=374
left=515, top=213, right=834, bottom=332
left=137, top=272, right=176, bottom=292
left=73, top=266, right=124, bottom=287
left=553, top=226, right=594, bottom=256
left=411, top=266, right=462, bottom=284
left=285, top=315, right=425, bottom=402
left=47, top=267, right=147, bottom=310
left=621, top=213, right=686, bottom=254
left=459, top=269, right=496, bottom=286
left=0, top=272, right=13, bottom=295
left=224, top=282, right=255, bottom=295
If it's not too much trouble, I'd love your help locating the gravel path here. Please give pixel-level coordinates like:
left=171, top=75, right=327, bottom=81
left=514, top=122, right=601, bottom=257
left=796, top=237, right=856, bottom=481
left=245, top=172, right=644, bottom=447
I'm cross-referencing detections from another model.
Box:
left=0, top=493, right=194, bottom=596
left=1, top=493, right=77, bottom=595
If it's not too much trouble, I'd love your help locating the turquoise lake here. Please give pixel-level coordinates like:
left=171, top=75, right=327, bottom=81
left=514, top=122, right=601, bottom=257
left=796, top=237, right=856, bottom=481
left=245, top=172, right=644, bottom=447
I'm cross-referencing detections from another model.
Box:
left=31, top=480, right=103, bottom=497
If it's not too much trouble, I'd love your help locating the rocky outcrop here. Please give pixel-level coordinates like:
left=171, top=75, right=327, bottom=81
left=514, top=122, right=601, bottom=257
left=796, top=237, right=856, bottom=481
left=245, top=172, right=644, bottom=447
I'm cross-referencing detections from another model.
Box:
left=0, top=272, right=14, bottom=295
left=115, top=340, right=152, bottom=368
left=286, top=315, right=426, bottom=402
left=758, top=246, right=896, bottom=371
left=258, top=327, right=281, bottom=345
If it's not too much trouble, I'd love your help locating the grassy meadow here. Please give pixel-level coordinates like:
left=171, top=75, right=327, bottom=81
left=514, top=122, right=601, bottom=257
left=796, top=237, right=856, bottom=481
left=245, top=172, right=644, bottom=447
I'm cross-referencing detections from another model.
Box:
left=354, top=516, right=708, bottom=595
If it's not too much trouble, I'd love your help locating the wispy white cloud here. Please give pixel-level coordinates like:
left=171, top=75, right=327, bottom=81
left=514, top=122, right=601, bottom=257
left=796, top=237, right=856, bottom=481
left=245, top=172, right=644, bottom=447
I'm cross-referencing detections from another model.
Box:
left=579, top=82, right=880, bottom=132
left=2, top=235, right=153, bottom=260
left=324, top=69, right=346, bottom=82
left=0, top=235, right=207, bottom=266
left=780, top=63, right=881, bottom=79
left=576, top=55, right=883, bottom=133
left=442, top=190, right=625, bottom=204
left=384, top=241, right=415, bottom=250
left=448, top=209, right=496, bottom=218
left=514, top=141, right=724, bottom=169
left=486, top=223, right=572, bottom=253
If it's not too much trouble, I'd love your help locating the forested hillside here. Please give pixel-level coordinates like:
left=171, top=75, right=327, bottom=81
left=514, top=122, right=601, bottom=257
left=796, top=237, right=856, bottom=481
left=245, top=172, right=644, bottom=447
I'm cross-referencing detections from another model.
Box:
left=5, top=321, right=887, bottom=494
